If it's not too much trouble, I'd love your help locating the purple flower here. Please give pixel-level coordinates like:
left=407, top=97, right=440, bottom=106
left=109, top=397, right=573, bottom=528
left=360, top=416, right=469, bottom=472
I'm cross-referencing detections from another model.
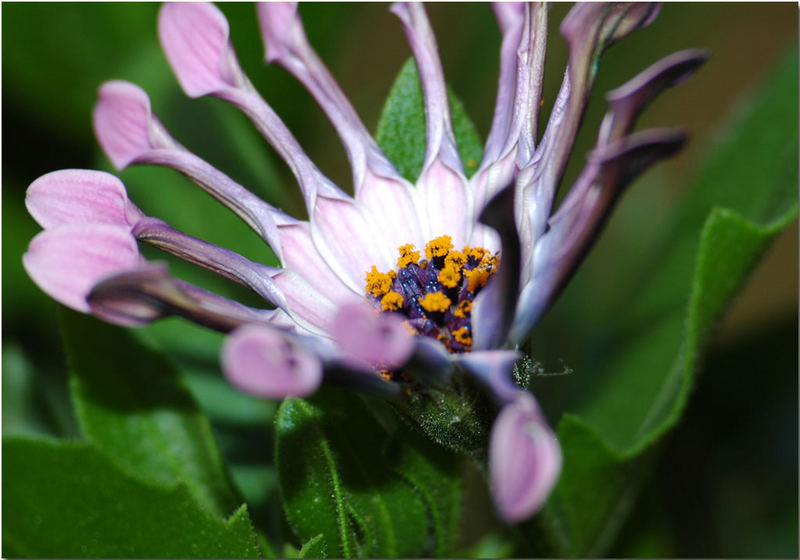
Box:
left=23, top=2, right=705, bottom=523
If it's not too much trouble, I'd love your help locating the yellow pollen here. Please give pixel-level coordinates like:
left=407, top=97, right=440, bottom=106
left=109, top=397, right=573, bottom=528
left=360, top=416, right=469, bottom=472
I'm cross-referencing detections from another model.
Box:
left=425, top=235, right=453, bottom=259
left=438, top=264, right=461, bottom=289
left=397, top=244, right=421, bottom=268
left=381, top=291, right=404, bottom=311
left=465, top=267, right=490, bottom=292
left=445, top=249, right=466, bottom=269
left=419, top=292, right=451, bottom=313
left=453, top=327, right=472, bottom=348
left=465, top=246, right=488, bottom=262
left=454, top=299, right=473, bottom=318
left=365, top=266, right=396, bottom=298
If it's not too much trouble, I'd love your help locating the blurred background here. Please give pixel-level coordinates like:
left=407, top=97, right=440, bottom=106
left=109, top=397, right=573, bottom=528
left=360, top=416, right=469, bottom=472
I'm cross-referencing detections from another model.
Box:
left=3, top=3, right=797, bottom=557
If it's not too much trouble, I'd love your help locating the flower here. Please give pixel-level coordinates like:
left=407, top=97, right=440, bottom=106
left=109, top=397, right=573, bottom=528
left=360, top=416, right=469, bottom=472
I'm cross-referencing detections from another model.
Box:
left=22, top=1, right=705, bottom=523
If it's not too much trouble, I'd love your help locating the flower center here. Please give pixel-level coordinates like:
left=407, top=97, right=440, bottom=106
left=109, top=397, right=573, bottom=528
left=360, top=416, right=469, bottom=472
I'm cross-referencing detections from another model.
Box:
left=364, top=235, right=498, bottom=354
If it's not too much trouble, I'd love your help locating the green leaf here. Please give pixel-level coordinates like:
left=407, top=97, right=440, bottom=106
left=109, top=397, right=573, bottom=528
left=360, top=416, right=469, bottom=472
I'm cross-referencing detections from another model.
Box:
left=527, top=50, right=798, bottom=555
left=62, top=309, right=242, bottom=519
left=376, top=58, right=483, bottom=182
left=299, top=534, right=328, bottom=559
left=386, top=427, right=463, bottom=557
left=275, top=390, right=430, bottom=558
left=2, top=436, right=261, bottom=558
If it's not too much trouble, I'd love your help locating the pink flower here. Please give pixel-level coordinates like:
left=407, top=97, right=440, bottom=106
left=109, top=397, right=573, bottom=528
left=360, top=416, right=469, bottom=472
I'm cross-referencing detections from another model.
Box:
left=23, top=2, right=705, bottom=522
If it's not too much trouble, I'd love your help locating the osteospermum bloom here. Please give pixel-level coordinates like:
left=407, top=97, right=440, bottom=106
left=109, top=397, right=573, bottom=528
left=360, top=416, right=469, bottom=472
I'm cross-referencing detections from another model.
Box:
left=23, top=2, right=706, bottom=523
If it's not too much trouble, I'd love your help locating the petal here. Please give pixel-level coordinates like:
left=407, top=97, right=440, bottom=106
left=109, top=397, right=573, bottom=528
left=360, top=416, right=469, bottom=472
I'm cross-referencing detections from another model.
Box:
left=93, top=80, right=291, bottom=257
left=23, top=224, right=141, bottom=313
left=222, top=324, right=323, bottom=398
left=26, top=169, right=143, bottom=230
left=277, top=222, right=360, bottom=306
left=390, top=2, right=463, bottom=175
left=510, top=128, right=687, bottom=344
left=311, top=195, right=394, bottom=292
left=358, top=169, right=426, bottom=252
left=158, top=2, right=242, bottom=98
left=257, top=2, right=299, bottom=64
left=600, top=48, right=709, bottom=144
left=331, top=303, right=415, bottom=369
left=93, top=80, right=163, bottom=170
left=133, top=217, right=288, bottom=311
left=455, top=350, right=522, bottom=404
left=417, top=158, right=472, bottom=249
left=272, top=268, right=339, bottom=334
left=489, top=393, right=561, bottom=523
left=471, top=183, right=521, bottom=351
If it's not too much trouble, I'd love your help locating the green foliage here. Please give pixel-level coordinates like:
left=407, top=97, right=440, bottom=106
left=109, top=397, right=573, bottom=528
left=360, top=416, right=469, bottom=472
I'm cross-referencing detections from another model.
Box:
left=62, top=309, right=242, bottom=518
left=275, top=390, right=462, bottom=558
left=376, top=58, right=484, bottom=182
left=2, top=437, right=261, bottom=558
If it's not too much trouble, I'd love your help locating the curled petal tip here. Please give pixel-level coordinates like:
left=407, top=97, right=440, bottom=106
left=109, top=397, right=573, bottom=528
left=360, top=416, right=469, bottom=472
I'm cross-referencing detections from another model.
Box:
left=222, top=324, right=323, bottom=398
left=93, top=81, right=155, bottom=170
left=26, top=169, right=141, bottom=230
left=158, top=2, right=237, bottom=97
left=332, top=303, right=415, bottom=369
left=23, top=224, right=141, bottom=314
left=490, top=394, right=562, bottom=523
left=257, top=2, right=299, bottom=64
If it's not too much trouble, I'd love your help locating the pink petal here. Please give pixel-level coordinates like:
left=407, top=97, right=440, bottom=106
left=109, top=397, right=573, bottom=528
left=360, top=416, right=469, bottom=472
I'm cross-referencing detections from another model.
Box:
left=331, top=302, right=414, bottom=369
left=277, top=222, right=360, bottom=306
left=158, top=2, right=238, bottom=98
left=272, top=269, right=339, bottom=334
left=93, top=81, right=157, bottom=170
left=26, top=169, right=142, bottom=230
left=489, top=393, right=562, bottom=523
left=257, top=2, right=300, bottom=64
left=222, top=324, right=322, bottom=398
left=357, top=169, right=425, bottom=253
left=311, top=195, right=394, bottom=292
left=22, top=224, right=141, bottom=313
left=417, top=158, right=472, bottom=248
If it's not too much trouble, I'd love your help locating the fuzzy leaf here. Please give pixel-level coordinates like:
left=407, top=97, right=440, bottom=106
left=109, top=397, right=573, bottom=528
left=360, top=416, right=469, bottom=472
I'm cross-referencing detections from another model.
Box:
left=275, top=390, right=430, bottom=558
left=2, top=436, right=261, bottom=558
left=62, top=309, right=242, bottom=519
left=376, top=58, right=483, bottom=182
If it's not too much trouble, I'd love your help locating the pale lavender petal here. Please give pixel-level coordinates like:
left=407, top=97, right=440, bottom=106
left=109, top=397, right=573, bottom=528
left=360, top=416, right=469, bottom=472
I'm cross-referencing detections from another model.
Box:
left=222, top=324, right=323, bottom=398
left=390, top=2, right=463, bottom=174
left=23, top=224, right=141, bottom=314
left=159, top=3, right=347, bottom=215
left=258, top=2, right=407, bottom=196
left=416, top=158, right=472, bottom=249
left=94, top=80, right=289, bottom=258
left=357, top=170, right=426, bottom=252
left=310, top=196, right=394, bottom=292
left=89, top=262, right=278, bottom=331
left=158, top=2, right=243, bottom=98
left=455, top=349, right=522, bottom=404
left=510, top=128, right=687, bottom=344
left=402, top=335, right=454, bottom=388
left=489, top=393, right=561, bottom=523
left=132, top=217, right=288, bottom=311
left=277, top=222, right=361, bottom=305
left=272, top=268, right=339, bottom=334
left=331, top=302, right=415, bottom=369
left=471, top=183, right=521, bottom=351
left=93, top=81, right=167, bottom=169
left=26, top=169, right=144, bottom=230
left=518, top=2, right=661, bottom=247
left=599, top=48, right=709, bottom=144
